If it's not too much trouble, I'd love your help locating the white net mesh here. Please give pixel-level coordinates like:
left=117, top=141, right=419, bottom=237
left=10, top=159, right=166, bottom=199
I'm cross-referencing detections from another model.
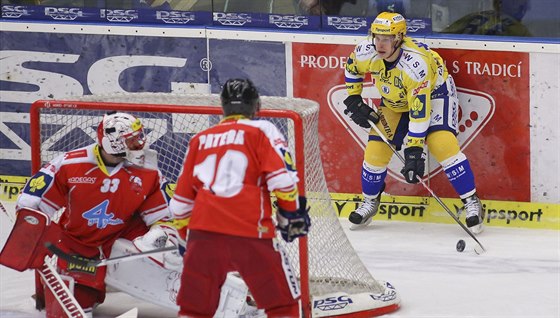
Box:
left=32, top=93, right=385, bottom=300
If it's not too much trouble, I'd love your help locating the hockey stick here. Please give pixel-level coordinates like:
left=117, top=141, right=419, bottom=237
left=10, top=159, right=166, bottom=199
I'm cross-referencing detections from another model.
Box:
left=38, top=256, right=88, bottom=318
left=45, top=242, right=177, bottom=267
left=367, top=120, right=486, bottom=252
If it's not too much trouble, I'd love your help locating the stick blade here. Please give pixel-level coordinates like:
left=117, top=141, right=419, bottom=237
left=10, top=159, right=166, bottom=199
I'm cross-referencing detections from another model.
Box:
left=116, top=307, right=138, bottom=318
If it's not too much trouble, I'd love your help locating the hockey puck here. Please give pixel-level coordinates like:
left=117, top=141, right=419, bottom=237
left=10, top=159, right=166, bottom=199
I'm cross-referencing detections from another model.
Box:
left=456, top=239, right=466, bottom=252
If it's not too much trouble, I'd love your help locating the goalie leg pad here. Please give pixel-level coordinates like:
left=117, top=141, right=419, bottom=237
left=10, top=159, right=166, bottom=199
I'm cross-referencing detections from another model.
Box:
left=43, top=273, right=95, bottom=318
left=214, top=272, right=250, bottom=318
left=0, top=208, right=57, bottom=271
left=105, top=239, right=181, bottom=310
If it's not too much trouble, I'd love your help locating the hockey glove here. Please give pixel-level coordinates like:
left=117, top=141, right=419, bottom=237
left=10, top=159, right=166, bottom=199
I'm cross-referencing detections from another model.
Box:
left=343, top=95, right=380, bottom=128
left=400, top=147, right=426, bottom=184
left=276, top=196, right=311, bottom=243
left=132, top=221, right=186, bottom=270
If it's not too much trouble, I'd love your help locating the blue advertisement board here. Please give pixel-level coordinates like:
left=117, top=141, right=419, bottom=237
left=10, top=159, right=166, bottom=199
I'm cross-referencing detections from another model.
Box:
left=322, top=16, right=432, bottom=35
left=0, top=30, right=287, bottom=177
left=1, top=5, right=212, bottom=25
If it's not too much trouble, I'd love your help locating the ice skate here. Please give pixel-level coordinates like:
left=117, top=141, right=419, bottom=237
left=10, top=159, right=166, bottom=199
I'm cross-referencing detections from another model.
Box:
left=463, top=194, right=484, bottom=234
left=348, top=196, right=381, bottom=231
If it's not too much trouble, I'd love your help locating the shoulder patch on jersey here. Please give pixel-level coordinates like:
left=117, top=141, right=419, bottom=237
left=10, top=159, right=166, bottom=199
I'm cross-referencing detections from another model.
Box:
left=23, top=172, right=53, bottom=197
left=281, top=148, right=296, bottom=172
left=162, top=182, right=176, bottom=203
left=411, top=95, right=427, bottom=119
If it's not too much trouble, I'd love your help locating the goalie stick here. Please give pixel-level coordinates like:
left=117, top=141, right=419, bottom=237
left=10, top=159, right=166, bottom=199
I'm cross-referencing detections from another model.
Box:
left=45, top=242, right=177, bottom=267
left=38, top=256, right=88, bottom=318
left=39, top=257, right=140, bottom=318
left=367, top=119, right=486, bottom=253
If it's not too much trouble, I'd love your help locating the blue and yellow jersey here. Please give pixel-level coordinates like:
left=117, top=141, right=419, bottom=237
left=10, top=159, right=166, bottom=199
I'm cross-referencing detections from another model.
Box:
left=345, top=36, right=449, bottom=148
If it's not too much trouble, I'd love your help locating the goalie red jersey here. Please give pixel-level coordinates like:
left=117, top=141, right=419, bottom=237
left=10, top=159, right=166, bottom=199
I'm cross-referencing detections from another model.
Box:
left=17, top=143, right=169, bottom=255
left=170, top=117, right=300, bottom=239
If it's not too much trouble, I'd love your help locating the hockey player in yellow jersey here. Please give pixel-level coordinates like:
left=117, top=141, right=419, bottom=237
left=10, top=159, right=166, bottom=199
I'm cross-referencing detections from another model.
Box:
left=343, top=12, right=483, bottom=233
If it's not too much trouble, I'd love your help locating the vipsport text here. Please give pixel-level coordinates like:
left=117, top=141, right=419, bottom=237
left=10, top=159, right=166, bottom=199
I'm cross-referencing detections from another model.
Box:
left=335, top=201, right=544, bottom=224
left=335, top=201, right=425, bottom=219
left=482, top=205, right=543, bottom=224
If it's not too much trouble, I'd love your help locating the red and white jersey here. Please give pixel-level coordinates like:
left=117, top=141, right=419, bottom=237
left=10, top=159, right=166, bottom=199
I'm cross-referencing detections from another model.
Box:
left=169, top=117, right=300, bottom=239
left=17, top=144, right=170, bottom=249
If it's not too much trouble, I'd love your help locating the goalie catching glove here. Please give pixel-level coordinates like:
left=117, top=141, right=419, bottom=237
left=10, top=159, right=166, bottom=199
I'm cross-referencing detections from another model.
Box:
left=343, top=95, right=380, bottom=128
left=132, top=218, right=189, bottom=270
left=276, top=196, right=311, bottom=243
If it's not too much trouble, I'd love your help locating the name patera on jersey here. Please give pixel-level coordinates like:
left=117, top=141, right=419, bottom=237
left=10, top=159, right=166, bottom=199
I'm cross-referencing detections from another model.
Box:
left=198, top=129, right=245, bottom=150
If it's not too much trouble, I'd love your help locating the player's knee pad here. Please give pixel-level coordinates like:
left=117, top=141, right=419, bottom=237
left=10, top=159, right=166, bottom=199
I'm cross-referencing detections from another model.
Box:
left=364, top=140, right=393, bottom=167
left=426, top=130, right=460, bottom=163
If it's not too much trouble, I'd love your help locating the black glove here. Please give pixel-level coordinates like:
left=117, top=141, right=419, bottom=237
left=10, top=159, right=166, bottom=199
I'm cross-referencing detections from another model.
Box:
left=343, top=95, right=380, bottom=128
left=276, top=196, right=311, bottom=243
left=400, top=147, right=425, bottom=184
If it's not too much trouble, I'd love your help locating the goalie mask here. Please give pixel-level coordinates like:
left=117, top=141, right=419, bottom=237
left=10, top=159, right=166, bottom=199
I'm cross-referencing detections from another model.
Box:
left=97, top=112, right=146, bottom=165
left=220, top=78, right=261, bottom=118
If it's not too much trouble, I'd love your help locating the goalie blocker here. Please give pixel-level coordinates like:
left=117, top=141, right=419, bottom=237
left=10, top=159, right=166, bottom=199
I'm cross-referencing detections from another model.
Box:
left=0, top=208, right=58, bottom=271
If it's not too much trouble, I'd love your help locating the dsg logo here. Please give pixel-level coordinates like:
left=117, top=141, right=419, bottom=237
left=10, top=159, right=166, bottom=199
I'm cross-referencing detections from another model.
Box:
left=269, top=15, right=308, bottom=29
left=44, top=7, right=83, bottom=21
left=313, top=295, right=353, bottom=311
left=327, top=16, right=367, bottom=30
left=213, top=12, right=251, bottom=26
left=156, top=11, right=195, bottom=24
left=1, top=5, right=30, bottom=18
left=101, top=9, right=138, bottom=23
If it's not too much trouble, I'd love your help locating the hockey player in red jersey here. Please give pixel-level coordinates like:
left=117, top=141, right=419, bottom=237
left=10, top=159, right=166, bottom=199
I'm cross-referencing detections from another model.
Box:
left=170, top=78, right=311, bottom=317
left=0, top=112, right=172, bottom=317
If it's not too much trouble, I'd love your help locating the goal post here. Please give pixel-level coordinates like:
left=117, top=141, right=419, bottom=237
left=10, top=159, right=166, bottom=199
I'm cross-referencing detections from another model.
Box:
left=29, top=93, right=400, bottom=317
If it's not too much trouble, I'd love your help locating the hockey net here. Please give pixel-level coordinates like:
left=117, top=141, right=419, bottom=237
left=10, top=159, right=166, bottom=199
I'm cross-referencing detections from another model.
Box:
left=30, top=94, right=399, bottom=317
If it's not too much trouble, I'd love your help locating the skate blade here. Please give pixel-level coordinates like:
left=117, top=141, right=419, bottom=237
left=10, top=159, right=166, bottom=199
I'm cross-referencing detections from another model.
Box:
left=349, top=217, right=372, bottom=231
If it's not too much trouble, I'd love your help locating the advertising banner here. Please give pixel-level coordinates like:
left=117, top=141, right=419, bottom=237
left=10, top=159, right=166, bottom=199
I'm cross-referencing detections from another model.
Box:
left=322, top=17, right=431, bottom=35
left=0, top=31, right=288, bottom=179
left=0, top=4, right=212, bottom=25
left=0, top=31, right=209, bottom=176
left=292, top=42, right=530, bottom=202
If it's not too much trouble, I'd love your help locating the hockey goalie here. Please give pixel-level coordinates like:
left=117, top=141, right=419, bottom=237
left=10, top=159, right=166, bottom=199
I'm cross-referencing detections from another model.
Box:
left=0, top=111, right=258, bottom=317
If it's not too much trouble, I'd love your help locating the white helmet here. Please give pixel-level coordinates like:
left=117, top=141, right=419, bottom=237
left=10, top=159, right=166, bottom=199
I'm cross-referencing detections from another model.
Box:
left=97, top=112, right=146, bottom=165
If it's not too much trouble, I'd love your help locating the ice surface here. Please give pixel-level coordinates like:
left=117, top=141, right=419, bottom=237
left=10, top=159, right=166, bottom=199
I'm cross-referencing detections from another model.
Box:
left=1, top=201, right=558, bottom=318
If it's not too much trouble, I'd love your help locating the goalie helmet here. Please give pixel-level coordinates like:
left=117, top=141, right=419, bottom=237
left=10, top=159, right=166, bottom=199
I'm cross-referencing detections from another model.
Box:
left=220, top=78, right=261, bottom=118
left=97, top=112, right=146, bottom=165
left=370, top=12, right=407, bottom=40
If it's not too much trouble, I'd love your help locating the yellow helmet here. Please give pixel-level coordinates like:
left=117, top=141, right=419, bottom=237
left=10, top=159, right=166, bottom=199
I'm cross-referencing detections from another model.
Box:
left=370, top=12, right=407, bottom=38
